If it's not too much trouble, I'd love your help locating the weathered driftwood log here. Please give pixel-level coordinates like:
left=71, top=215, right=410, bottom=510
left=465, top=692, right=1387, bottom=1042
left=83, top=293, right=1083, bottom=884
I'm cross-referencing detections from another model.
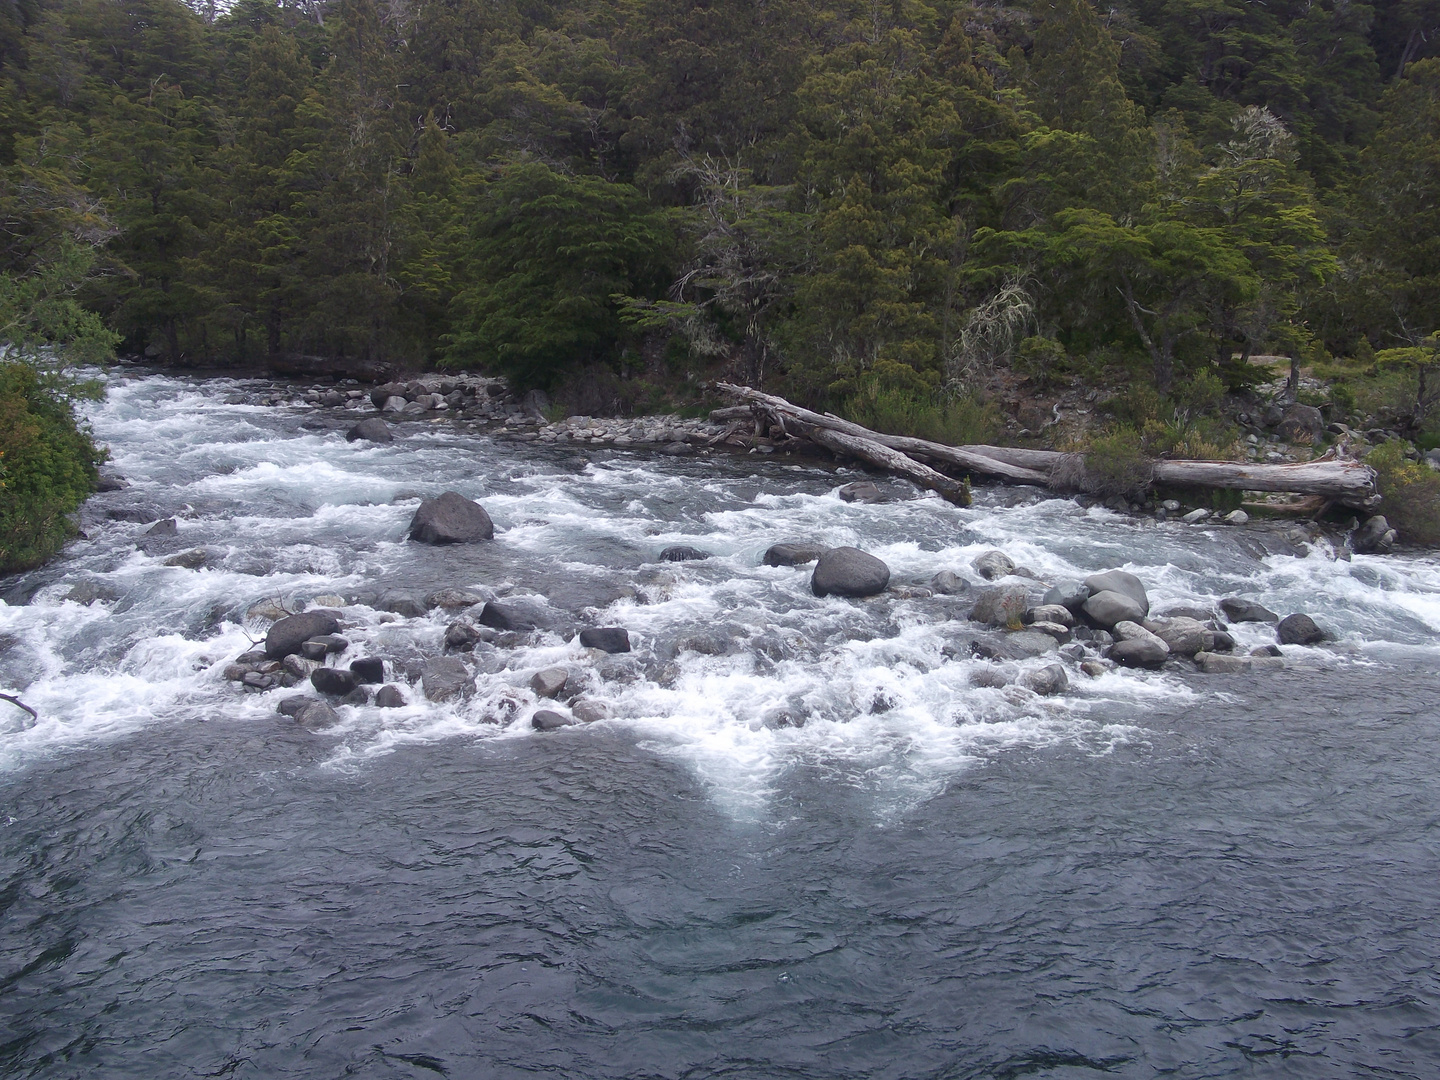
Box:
left=790, top=420, right=971, bottom=505
left=714, top=382, right=1380, bottom=507
left=715, top=384, right=1049, bottom=484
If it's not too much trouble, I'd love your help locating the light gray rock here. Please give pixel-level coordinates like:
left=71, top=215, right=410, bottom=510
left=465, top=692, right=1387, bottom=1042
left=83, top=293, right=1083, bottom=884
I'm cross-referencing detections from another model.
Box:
left=1195, top=651, right=1285, bottom=673
left=930, top=571, right=968, bottom=595
left=377, top=590, right=427, bottom=618
left=294, top=700, right=341, bottom=729
left=421, top=657, right=473, bottom=702
left=532, top=709, right=579, bottom=731
left=1002, top=630, right=1060, bottom=657
left=969, top=666, right=1011, bottom=688
left=838, top=481, right=886, bottom=503
left=1081, top=589, right=1146, bottom=629
left=408, top=491, right=495, bottom=544
left=1223, top=509, right=1250, bottom=525
left=1082, top=570, right=1149, bottom=615
left=1029, top=604, right=1074, bottom=627
left=1146, top=616, right=1209, bottom=657
left=571, top=699, right=609, bottom=723
left=1080, top=660, right=1108, bottom=677
left=427, top=588, right=491, bottom=610
left=1112, top=620, right=1169, bottom=651
left=1352, top=515, right=1397, bottom=554
left=1028, top=621, right=1072, bottom=643
left=970, top=584, right=1030, bottom=627
left=1020, top=664, right=1069, bottom=696
left=1182, top=508, right=1211, bottom=523
left=1107, top=637, right=1170, bottom=669
left=811, top=547, right=890, bottom=598
left=972, top=550, right=1016, bottom=581
left=531, top=666, right=569, bottom=698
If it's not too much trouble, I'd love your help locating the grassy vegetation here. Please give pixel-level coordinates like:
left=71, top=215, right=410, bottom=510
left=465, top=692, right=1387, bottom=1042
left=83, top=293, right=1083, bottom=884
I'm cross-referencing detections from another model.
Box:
left=841, top=380, right=1001, bottom=446
left=0, top=360, right=104, bottom=573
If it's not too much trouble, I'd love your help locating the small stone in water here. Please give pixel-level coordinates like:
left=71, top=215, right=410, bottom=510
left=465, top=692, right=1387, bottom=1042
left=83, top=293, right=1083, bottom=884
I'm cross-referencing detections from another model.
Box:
left=659, top=545, right=710, bottom=562
left=374, top=685, right=406, bottom=708
left=532, top=709, right=578, bottom=731
left=578, top=627, right=630, bottom=653
left=531, top=667, right=569, bottom=698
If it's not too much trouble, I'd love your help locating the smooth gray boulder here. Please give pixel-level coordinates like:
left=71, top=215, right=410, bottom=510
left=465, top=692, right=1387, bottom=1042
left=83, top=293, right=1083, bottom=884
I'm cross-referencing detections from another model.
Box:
left=310, top=667, right=356, bottom=696
left=1042, top=580, right=1090, bottom=611
left=377, top=590, right=427, bottom=618
left=1146, top=617, right=1208, bottom=657
left=1220, top=597, right=1279, bottom=623
left=532, top=709, right=579, bottom=731
left=421, top=657, right=473, bottom=701
left=973, top=550, right=1016, bottom=581
left=145, top=518, right=178, bottom=537
left=408, top=492, right=494, bottom=544
left=1107, top=637, right=1169, bottom=669
left=763, top=542, right=825, bottom=567
left=345, top=417, right=392, bottom=443
left=811, top=547, right=890, bottom=598
left=930, top=571, right=968, bottom=595
left=571, top=699, right=609, bottom=723
left=1081, top=589, right=1146, bottom=629
left=971, top=584, right=1030, bottom=627
left=1277, top=613, right=1327, bottom=645
left=1082, top=571, right=1149, bottom=615
left=1028, top=604, right=1074, bottom=627
left=1021, top=664, right=1069, bottom=696
left=300, top=634, right=349, bottom=660
left=579, top=627, right=630, bottom=653
left=1352, top=515, right=1397, bottom=554
left=478, top=599, right=552, bottom=632
left=1028, top=621, right=1072, bottom=643
left=427, top=588, right=491, bottom=610
left=276, top=695, right=310, bottom=717
left=265, top=611, right=341, bottom=659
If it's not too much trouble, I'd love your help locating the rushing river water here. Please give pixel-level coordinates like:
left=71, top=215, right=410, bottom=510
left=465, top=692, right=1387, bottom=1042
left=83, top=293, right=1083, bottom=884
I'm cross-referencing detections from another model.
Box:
left=2, top=372, right=1440, bottom=1078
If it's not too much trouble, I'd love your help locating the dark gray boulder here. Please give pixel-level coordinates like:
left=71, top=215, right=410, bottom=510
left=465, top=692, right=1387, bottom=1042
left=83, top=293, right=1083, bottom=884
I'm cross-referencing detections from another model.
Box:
left=531, top=667, right=569, bottom=698
left=276, top=695, right=310, bottom=717
left=1107, top=637, right=1169, bottom=669
left=579, top=627, right=630, bottom=653
left=478, top=599, right=552, bottom=632
left=311, top=667, right=356, bottom=696
left=1352, top=515, right=1397, bottom=554
left=1278, top=403, right=1324, bottom=444
left=532, top=709, right=579, bottom=731
left=265, top=611, right=341, bottom=659
left=340, top=686, right=370, bottom=706
left=1219, top=597, right=1279, bottom=623
left=1042, top=580, right=1091, bottom=611
left=972, top=550, right=1016, bottom=580
left=345, top=417, right=393, bottom=443
left=1082, top=571, right=1149, bottom=615
left=300, top=634, right=349, bottom=660
left=1277, top=613, right=1327, bottom=645
left=659, top=545, right=710, bottom=562
left=374, top=684, right=406, bottom=708
left=811, top=547, right=890, bottom=598
left=421, top=657, right=473, bottom=701
left=145, top=518, right=178, bottom=537
left=294, top=701, right=341, bottom=729
left=1081, top=590, right=1146, bottom=629
left=350, top=657, right=385, bottom=684
left=377, top=590, right=427, bottom=618
left=408, top=492, right=494, bottom=544
left=763, top=542, right=825, bottom=567
left=930, top=571, right=968, bottom=595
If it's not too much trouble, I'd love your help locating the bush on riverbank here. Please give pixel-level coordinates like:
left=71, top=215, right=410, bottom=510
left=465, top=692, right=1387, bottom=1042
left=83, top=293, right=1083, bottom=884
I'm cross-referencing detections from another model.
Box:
left=0, top=361, right=104, bottom=573
left=1366, top=442, right=1440, bottom=545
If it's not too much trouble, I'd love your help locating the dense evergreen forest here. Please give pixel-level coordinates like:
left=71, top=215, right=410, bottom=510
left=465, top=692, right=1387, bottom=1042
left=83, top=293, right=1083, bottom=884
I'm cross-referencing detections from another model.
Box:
left=1, top=0, right=1438, bottom=405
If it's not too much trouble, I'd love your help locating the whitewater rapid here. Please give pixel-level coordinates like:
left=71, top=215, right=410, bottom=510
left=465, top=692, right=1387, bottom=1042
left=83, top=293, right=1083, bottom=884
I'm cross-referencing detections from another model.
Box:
left=3, top=371, right=1438, bottom=812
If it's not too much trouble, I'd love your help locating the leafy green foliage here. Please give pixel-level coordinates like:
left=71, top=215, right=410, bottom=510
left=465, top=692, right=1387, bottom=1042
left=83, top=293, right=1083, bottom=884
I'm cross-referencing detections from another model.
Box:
left=0, top=359, right=104, bottom=572
left=1367, top=441, right=1440, bottom=544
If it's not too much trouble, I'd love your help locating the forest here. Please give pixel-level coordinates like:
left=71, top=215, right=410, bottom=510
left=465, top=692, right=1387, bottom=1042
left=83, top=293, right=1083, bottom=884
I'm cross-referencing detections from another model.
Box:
left=3, top=0, right=1440, bottom=568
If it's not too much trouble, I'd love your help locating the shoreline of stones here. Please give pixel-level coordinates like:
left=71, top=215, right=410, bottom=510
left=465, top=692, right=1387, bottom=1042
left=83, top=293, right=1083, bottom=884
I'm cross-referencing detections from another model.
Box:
left=222, top=490, right=1333, bottom=734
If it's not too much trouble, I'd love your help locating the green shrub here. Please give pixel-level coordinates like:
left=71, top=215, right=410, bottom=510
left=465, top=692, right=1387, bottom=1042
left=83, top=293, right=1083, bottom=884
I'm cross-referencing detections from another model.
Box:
left=1079, top=424, right=1153, bottom=496
left=1366, top=442, right=1440, bottom=546
left=0, top=360, right=104, bottom=573
left=842, top=378, right=1000, bottom=446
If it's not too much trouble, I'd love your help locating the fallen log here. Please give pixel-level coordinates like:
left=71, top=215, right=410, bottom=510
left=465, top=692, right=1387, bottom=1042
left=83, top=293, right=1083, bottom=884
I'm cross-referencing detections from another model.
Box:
left=715, top=383, right=1050, bottom=484
left=713, top=382, right=1380, bottom=508
left=792, top=420, right=971, bottom=505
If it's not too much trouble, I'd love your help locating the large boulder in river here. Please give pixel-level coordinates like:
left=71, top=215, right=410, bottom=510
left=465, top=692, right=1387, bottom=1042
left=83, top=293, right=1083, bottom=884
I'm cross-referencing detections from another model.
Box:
left=265, top=611, right=341, bottom=659
left=811, top=547, right=890, bottom=598
left=970, top=584, right=1030, bottom=627
left=478, top=598, right=554, bottom=632
left=345, top=417, right=392, bottom=443
left=1081, top=590, right=1146, bottom=629
left=1145, top=617, right=1208, bottom=657
left=1219, top=597, right=1279, bottom=624
left=763, top=542, right=825, bottom=567
left=1042, top=580, right=1090, bottom=611
left=408, top=491, right=494, bottom=544
left=1082, top=570, right=1149, bottom=616
left=1277, top=613, right=1327, bottom=645
left=1107, top=637, right=1169, bottom=669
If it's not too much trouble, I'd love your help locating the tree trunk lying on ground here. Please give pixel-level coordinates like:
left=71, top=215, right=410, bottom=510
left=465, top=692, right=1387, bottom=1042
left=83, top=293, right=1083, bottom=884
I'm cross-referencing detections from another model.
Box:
left=713, top=383, right=1380, bottom=509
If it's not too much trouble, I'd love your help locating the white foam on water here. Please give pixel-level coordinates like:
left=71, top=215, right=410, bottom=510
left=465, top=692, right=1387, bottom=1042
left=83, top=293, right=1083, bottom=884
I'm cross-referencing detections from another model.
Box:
left=4, top=372, right=1439, bottom=817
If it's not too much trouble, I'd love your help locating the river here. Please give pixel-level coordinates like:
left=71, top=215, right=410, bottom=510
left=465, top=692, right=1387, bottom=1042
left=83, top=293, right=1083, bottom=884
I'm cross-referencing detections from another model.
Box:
left=2, top=372, right=1439, bottom=1077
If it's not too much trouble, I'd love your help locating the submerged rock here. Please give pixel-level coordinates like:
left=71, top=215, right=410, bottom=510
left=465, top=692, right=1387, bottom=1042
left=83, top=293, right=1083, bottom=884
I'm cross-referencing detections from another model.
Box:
left=345, top=417, right=393, bottom=443
left=374, top=684, right=406, bottom=708
left=408, top=491, right=494, bottom=544
left=763, top=542, right=825, bottom=567
left=970, top=584, right=1030, bottom=627
left=838, top=481, right=886, bottom=503
left=421, top=657, right=473, bottom=702
left=531, top=666, right=569, bottom=698
left=532, top=709, right=579, bottom=731
left=811, top=547, right=890, bottom=598
left=1021, top=663, right=1069, bottom=696
left=1195, top=651, right=1285, bottom=673
left=930, top=570, right=968, bottom=595
left=659, top=545, right=710, bottom=562
left=972, top=550, right=1016, bottom=581
left=265, top=611, right=340, bottom=659
left=294, top=700, right=341, bottom=729
left=1220, top=597, right=1279, bottom=624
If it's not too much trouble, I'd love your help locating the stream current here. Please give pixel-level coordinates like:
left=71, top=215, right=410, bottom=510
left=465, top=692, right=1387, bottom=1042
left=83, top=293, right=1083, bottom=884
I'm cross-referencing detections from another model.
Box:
left=2, top=372, right=1440, bottom=1077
